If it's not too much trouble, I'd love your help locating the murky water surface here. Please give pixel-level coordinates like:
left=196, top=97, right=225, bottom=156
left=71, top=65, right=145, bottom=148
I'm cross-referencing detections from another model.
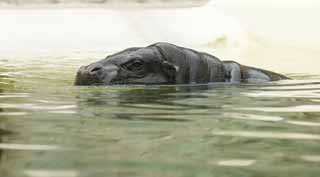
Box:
left=1, top=53, right=320, bottom=177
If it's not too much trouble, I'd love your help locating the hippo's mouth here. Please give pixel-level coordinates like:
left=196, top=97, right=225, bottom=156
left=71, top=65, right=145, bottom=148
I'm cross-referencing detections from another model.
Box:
left=74, top=67, right=103, bottom=86
left=74, top=73, right=103, bottom=86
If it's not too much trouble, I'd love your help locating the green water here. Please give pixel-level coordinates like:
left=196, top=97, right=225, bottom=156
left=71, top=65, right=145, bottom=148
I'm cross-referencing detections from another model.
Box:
left=1, top=54, right=320, bottom=177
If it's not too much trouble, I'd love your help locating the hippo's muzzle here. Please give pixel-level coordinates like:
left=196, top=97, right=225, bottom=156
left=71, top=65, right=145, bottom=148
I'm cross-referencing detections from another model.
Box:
left=75, top=63, right=118, bottom=85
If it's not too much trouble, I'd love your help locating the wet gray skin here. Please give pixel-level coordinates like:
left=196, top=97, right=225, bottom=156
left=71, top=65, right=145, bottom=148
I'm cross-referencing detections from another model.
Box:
left=75, top=42, right=289, bottom=85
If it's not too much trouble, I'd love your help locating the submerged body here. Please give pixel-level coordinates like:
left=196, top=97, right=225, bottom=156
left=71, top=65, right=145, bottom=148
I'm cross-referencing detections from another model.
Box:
left=75, top=42, right=289, bottom=85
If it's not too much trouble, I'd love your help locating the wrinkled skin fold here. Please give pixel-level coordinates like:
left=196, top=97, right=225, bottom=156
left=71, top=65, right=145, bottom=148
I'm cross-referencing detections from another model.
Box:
left=75, top=42, right=289, bottom=85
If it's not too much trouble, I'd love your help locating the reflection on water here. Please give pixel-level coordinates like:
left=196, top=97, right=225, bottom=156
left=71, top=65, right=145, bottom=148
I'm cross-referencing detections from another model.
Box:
left=216, top=159, right=256, bottom=167
left=24, top=170, right=78, bottom=177
left=0, top=55, right=320, bottom=177
left=212, top=131, right=320, bottom=140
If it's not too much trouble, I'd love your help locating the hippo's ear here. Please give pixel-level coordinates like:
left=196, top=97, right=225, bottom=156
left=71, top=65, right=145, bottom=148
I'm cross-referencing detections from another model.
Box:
left=162, top=61, right=179, bottom=84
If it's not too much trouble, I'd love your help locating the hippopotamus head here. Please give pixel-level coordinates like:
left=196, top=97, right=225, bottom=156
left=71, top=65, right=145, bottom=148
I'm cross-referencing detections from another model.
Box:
left=75, top=43, right=181, bottom=85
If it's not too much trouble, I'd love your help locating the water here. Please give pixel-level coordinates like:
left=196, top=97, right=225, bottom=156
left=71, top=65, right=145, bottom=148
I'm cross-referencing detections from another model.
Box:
left=1, top=53, right=320, bottom=177
left=1, top=1, right=320, bottom=177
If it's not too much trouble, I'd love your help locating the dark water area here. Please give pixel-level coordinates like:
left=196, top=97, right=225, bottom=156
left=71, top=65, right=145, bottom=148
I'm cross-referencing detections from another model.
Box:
left=1, top=55, right=320, bottom=177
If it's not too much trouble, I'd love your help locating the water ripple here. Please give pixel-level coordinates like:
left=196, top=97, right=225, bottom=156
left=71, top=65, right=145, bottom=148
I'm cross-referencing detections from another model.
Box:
left=0, top=112, right=27, bottom=116
left=0, top=103, right=77, bottom=111
left=242, top=91, right=320, bottom=98
left=212, top=131, right=320, bottom=140
left=0, top=93, right=30, bottom=98
left=0, top=143, right=62, bottom=151
left=222, top=113, right=284, bottom=122
left=239, top=105, right=320, bottom=113
left=215, top=159, right=256, bottom=167
left=300, top=155, right=320, bottom=163
left=49, top=110, right=77, bottom=114
left=286, top=121, right=320, bottom=127
left=24, top=170, right=78, bottom=177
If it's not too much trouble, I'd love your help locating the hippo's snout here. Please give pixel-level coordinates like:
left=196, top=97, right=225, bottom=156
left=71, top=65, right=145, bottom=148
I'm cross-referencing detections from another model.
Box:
left=74, top=63, right=119, bottom=86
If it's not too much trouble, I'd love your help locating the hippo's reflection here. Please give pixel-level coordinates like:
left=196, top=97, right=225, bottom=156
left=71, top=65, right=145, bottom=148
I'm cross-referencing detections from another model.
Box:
left=75, top=84, right=226, bottom=122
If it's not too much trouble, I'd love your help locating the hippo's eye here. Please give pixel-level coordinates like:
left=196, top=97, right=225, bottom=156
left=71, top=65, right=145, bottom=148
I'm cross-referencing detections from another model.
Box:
left=132, top=62, right=143, bottom=68
left=125, top=60, right=144, bottom=72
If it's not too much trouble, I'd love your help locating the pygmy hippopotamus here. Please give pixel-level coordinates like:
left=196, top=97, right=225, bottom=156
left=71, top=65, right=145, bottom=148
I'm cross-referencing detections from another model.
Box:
left=75, top=42, right=289, bottom=85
